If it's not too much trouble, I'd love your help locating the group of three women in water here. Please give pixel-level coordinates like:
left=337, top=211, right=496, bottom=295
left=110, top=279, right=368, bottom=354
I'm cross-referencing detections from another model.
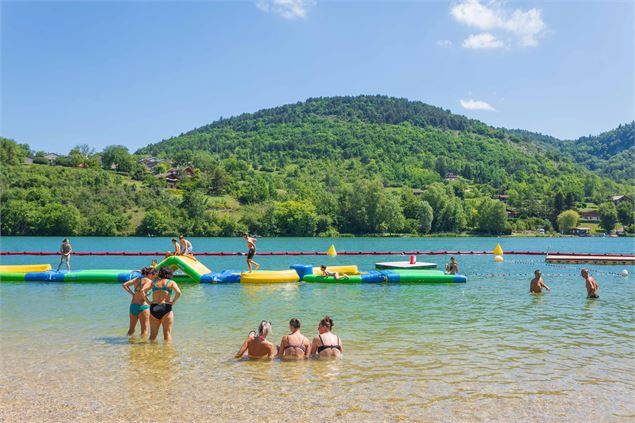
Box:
left=122, top=266, right=181, bottom=341
left=235, top=316, right=343, bottom=360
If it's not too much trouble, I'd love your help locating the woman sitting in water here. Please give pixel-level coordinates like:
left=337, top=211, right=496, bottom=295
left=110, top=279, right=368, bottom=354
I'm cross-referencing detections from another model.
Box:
left=144, top=266, right=181, bottom=342
left=311, top=316, right=343, bottom=359
left=122, top=267, right=156, bottom=337
left=235, top=320, right=276, bottom=359
left=277, top=318, right=310, bottom=360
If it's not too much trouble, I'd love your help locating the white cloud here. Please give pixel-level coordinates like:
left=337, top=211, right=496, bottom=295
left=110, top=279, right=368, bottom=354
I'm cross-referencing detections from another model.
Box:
left=462, top=32, right=505, bottom=49
left=460, top=99, right=495, bottom=111
left=256, top=0, right=316, bottom=20
left=451, top=0, right=546, bottom=48
left=436, top=39, right=453, bottom=48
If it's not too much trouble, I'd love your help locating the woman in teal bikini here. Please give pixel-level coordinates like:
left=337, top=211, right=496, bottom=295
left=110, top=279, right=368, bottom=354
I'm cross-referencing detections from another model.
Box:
left=145, top=266, right=181, bottom=342
left=122, top=267, right=156, bottom=337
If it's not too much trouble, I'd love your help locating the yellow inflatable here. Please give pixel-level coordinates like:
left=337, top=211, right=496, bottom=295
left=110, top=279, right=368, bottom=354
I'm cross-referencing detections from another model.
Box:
left=240, top=269, right=300, bottom=284
left=312, top=265, right=359, bottom=275
left=0, top=264, right=51, bottom=273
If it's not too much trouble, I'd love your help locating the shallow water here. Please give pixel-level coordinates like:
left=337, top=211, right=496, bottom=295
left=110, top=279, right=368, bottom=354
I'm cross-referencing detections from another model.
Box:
left=1, top=237, right=634, bottom=422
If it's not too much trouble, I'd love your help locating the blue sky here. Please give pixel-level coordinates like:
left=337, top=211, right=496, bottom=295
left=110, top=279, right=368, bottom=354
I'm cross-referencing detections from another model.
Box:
left=1, top=0, right=633, bottom=153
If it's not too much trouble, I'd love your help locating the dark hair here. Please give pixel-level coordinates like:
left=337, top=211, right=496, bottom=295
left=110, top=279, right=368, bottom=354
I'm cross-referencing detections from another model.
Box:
left=319, top=316, right=334, bottom=330
left=534, top=269, right=541, bottom=275
left=320, top=265, right=326, bottom=270
left=63, top=238, right=68, bottom=242
left=171, top=238, right=177, bottom=242
left=289, top=318, right=301, bottom=329
left=140, top=267, right=152, bottom=276
left=158, top=266, right=174, bottom=279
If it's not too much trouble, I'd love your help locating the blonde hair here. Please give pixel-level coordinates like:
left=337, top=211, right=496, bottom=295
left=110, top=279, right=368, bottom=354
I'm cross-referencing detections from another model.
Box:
left=258, top=320, right=272, bottom=338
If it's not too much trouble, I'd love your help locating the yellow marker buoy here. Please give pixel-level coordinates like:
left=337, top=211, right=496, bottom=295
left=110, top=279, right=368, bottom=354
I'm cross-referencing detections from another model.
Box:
left=493, top=243, right=504, bottom=255
left=327, top=244, right=337, bottom=257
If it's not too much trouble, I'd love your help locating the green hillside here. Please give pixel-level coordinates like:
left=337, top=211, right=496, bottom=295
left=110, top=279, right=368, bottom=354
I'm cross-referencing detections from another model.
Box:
left=508, top=122, right=634, bottom=183
left=2, top=96, right=633, bottom=237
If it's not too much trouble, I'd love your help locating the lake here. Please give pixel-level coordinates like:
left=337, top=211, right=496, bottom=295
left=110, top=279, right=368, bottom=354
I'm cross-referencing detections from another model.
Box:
left=1, top=236, right=634, bottom=421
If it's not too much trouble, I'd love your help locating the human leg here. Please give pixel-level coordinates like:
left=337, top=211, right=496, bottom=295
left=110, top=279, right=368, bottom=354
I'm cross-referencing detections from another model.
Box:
left=127, top=312, right=139, bottom=336
left=66, top=255, right=71, bottom=272
left=149, top=315, right=161, bottom=341
left=139, top=309, right=150, bottom=337
left=162, top=312, right=174, bottom=342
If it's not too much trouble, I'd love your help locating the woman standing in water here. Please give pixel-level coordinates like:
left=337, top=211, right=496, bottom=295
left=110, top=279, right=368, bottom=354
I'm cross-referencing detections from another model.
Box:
left=311, top=316, right=343, bottom=359
left=235, top=320, right=276, bottom=359
left=145, top=266, right=181, bottom=342
left=278, top=318, right=310, bottom=360
left=122, top=267, right=156, bottom=337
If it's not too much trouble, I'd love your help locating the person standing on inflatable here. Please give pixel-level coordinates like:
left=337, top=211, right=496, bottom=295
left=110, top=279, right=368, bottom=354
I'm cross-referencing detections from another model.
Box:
left=179, top=235, right=194, bottom=259
left=243, top=233, right=260, bottom=272
left=56, top=238, right=72, bottom=272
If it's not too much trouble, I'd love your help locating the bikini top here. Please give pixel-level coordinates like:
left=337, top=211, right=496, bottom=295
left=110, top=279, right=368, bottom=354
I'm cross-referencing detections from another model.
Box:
left=133, top=277, right=149, bottom=293
left=152, top=279, right=173, bottom=294
left=317, top=334, right=341, bottom=353
left=284, top=334, right=307, bottom=352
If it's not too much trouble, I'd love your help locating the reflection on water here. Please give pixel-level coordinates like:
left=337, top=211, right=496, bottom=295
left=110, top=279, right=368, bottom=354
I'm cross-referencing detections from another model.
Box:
left=1, top=237, right=634, bottom=421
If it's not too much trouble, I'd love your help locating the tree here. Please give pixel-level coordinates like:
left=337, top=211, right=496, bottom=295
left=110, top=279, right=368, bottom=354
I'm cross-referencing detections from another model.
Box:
left=598, top=202, right=618, bottom=233
left=137, top=209, right=175, bottom=236
left=556, top=210, right=579, bottom=234
left=101, top=145, right=134, bottom=172
left=272, top=200, right=318, bottom=236
left=37, top=203, right=81, bottom=235
left=1, top=138, right=29, bottom=165
left=0, top=200, right=38, bottom=235
left=476, top=199, right=507, bottom=234
left=617, top=201, right=634, bottom=226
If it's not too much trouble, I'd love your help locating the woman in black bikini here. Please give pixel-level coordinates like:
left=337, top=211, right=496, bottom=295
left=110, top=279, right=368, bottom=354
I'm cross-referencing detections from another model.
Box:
left=278, top=318, right=310, bottom=360
left=145, top=266, right=181, bottom=342
left=311, top=316, right=343, bottom=359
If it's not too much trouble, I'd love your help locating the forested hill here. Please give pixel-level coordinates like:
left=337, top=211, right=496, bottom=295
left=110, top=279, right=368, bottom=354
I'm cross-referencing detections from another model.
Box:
left=508, top=122, right=634, bottom=183
left=3, top=96, right=633, bottom=237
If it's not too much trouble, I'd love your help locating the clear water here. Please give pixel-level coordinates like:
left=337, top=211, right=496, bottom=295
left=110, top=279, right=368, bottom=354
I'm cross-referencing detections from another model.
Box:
left=1, top=237, right=634, bottom=422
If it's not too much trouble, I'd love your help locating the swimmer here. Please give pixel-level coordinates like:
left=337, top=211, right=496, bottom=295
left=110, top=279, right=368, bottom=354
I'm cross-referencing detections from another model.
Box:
left=145, top=266, right=181, bottom=342
left=56, top=238, right=72, bottom=272
left=243, top=233, right=260, bottom=272
left=311, top=316, right=343, bottom=359
left=445, top=256, right=458, bottom=275
left=166, top=238, right=181, bottom=257
left=235, top=320, right=276, bottom=359
left=530, top=270, right=550, bottom=294
left=151, top=259, right=157, bottom=269
left=320, top=265, right=349, bottom=280
left=122, top=267, right=156, bottom=337
left=581, top=269, right=599, bottom=299
left=179, top=235, right=194, bottom=259
left=278, top=318, right=310, bottom=360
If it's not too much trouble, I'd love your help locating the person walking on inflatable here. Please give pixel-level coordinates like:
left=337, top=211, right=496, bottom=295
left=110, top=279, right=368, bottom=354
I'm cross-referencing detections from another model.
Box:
left=56, top=238, right=72, bottom=272
left=243, top=233, right=260, bottom=272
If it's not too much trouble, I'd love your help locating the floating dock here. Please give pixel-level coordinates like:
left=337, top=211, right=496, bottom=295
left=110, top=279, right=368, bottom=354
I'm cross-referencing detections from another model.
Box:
left=545, top=255, right=635, bottom=265
left=375, top=261, right=437, bottom=270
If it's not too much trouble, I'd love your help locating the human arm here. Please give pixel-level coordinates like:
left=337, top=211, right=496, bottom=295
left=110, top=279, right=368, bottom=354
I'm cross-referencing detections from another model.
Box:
left=277, top=335, right=287, bottom=357
left=304, top=336, right=311, bottom=358
left=235, top=338, right=250, bottom=359
left=311, top=336, right=319, bottom=356
left=168, top=281, right=181, bottom=305
left=121, top=278, right=138, bottom=296
left=541, top=281, right=551, bottom=291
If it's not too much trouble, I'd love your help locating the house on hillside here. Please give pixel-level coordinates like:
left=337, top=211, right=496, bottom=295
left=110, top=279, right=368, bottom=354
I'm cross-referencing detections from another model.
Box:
left=44, top=153, right=59, bottom=164
left=579, top=210, right=600, bottom=222
left=445, top=173, right=459, bottom=182
left=506, top=208, right=520, bottom=219
left=138, top=157, right=167, bottom=171
left=496, top=194, right=510, bottom=203
left=609, top=195, right=632, bottom=205
left=412, top=189, right=424, bottom=196
left=165, top=169, right=179, bottom=189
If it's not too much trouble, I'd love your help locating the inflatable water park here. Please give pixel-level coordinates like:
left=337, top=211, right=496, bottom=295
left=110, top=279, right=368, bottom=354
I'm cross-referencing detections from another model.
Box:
left=0, top=256, right=467, bottom=284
